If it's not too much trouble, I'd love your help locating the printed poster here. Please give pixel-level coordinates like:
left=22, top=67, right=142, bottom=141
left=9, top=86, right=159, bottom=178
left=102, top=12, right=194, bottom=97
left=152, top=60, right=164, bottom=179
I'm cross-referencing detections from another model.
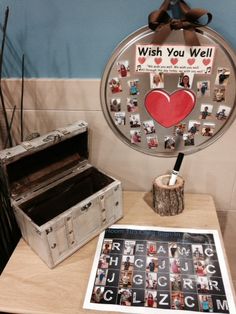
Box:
left=84, top=225, right=236, bottom=314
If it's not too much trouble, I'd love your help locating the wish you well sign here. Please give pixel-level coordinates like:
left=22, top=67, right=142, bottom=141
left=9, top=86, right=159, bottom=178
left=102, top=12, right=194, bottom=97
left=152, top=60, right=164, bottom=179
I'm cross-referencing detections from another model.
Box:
left=135, top=45, right=215, bottom=74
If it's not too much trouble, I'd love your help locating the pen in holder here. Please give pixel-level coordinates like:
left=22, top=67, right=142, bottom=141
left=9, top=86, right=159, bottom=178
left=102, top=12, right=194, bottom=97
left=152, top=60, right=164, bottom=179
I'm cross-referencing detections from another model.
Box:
left=153, top=174, right=184, bottom=216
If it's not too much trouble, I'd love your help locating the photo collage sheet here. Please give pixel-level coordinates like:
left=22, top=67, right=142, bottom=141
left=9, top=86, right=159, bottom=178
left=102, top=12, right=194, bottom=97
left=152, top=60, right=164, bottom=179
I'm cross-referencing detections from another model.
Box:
left=107, top=43, right=233, bottom=152
left=84, top=226, right=236, bottom=314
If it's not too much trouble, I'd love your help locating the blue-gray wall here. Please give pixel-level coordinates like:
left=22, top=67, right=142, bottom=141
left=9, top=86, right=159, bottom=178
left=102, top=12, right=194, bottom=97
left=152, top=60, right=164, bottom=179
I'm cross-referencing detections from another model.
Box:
left=1, top=0, right=236, bottom=78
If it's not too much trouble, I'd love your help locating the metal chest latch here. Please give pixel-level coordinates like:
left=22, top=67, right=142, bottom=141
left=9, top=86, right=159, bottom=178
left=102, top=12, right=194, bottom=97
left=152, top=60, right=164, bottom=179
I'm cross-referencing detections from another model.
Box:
left=99, top=195, right=106, bottom=225
left=66, top=216, right=75, bottom=246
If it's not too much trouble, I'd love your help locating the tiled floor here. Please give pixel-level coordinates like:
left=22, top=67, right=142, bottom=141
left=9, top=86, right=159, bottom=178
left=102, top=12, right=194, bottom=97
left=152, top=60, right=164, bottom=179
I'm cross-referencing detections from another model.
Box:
left=217, top=211, right=236, bottom=292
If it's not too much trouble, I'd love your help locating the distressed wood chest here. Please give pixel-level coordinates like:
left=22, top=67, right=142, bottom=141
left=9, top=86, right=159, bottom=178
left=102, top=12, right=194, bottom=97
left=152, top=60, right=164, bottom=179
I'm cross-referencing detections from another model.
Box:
left=0, top=121, right=123, bottom=268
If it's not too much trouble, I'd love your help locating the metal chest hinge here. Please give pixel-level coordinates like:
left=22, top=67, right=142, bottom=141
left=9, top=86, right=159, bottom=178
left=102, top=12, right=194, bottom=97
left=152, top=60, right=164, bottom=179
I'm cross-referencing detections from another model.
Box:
left=66, top=216, right=75, bottom=246
left=99, top=195, right=106, bottom=225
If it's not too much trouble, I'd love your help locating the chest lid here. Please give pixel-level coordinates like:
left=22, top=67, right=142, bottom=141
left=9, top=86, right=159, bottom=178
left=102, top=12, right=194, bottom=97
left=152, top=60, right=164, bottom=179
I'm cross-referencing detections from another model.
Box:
left=0, top=121, right=88, bottom=199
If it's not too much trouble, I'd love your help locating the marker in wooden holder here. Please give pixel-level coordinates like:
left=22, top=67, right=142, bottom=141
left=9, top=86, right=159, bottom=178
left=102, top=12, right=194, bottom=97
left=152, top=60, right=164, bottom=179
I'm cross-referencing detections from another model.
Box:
left=169, top=153, right=184, bottom=186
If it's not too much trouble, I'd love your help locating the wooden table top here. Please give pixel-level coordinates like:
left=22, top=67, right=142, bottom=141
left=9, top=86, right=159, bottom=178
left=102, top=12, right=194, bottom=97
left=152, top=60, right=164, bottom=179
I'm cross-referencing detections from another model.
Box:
left=0, top=192, right=234, bottom=314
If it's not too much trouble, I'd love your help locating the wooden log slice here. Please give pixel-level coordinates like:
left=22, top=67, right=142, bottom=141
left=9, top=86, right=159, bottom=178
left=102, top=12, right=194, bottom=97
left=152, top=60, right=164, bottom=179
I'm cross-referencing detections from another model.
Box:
left=153, top=174, right=184, bottom=216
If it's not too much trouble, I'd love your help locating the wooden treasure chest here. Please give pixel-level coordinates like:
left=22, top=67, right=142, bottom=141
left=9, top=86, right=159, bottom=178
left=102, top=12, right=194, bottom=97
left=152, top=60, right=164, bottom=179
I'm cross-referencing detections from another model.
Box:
left=0, top=121, right=123, bottom=268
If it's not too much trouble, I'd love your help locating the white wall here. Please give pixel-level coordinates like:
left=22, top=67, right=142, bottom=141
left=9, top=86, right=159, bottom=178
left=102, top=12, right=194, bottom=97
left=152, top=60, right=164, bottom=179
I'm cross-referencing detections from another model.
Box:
left=2, top=78, right=236, bottom=211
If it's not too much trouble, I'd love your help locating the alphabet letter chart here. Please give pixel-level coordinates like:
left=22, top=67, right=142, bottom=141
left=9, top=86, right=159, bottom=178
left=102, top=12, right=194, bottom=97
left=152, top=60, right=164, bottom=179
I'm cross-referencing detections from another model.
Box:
left=84, top=225, right=236, bottom=314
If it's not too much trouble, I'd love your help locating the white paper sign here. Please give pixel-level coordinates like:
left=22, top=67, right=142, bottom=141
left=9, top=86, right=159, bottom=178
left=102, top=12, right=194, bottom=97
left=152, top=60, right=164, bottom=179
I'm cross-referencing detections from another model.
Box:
left=135, top=45, right=215, bottom=74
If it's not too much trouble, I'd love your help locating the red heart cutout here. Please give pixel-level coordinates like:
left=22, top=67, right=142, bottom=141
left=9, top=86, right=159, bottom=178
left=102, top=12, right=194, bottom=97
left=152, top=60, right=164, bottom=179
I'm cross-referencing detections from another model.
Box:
left=187, top=58, right=195, bottom=65
left=145, top=89, right=196, bottom=127
left=203, top=58, right=211, bottom=66
left=171, top=58, right=178, bottom=65
left=138, top=57, right=146, bottom=64
left=154, top=57, right=162, bottom=65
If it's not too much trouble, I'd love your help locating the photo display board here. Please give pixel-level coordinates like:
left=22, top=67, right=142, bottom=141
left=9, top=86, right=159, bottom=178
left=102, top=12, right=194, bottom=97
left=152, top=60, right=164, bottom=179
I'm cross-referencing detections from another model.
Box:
left=100, top=27, right=236, bottom=156
left=84, top=225, right=236, bottom=314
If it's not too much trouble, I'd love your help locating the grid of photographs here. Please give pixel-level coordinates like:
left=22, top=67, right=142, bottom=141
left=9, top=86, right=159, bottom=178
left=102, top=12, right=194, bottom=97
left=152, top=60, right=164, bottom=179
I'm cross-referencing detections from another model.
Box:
left=84, top=226, right=235, bottom=314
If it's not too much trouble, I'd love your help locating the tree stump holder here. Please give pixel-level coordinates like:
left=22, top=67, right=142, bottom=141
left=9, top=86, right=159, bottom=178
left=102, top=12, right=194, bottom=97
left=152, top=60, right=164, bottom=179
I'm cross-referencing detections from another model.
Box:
left=153, top=174, right=185, bottom=216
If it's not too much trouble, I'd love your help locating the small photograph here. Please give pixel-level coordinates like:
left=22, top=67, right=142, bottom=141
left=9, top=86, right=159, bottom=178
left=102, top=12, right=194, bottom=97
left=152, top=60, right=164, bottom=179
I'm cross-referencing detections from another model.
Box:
left=197, top=276, right=209, bottom=293
left=146, top=272, right=157, bottom=289
left=119, top=270, right=133, bottom=288
left=143, top=120, right=155, bottom=135
left=198, top=295, right=214, bottom=312
left=109, top=77, right=122, bottom=93
left=117, top=60, right=130, bottom=78
left=215, top=67, right=230, bottom=86
left=118, top=288, right=132, bottom=306
left=195, top=260, right=207, bottom=276
left=178, top=73, right=194, bottom=89
left=130, top=130, right=141, bottom=144
left=170, top=274, right=182, bottom=291
left=174, top=123, right=186, bottom=136
left=145, top=290, right=157, bottom=308
left=170, top=258, right=181, bottom=274
left=95, top=268, right=108, bottom=285
left=102, top=240, right=112, bottom=255
left=128, top=79, right=139, bottom=95
left=169, top=243, right=178, bottom=258
left=146, top=256, right=158, bottom=272
left=213, top=87, right=225, bottom=102
left=110, top=98, right=121, bottom=112
left=171, top=292, right=184, bottom=310
left=121, top=255, right=134, bottom=271
left=91, top=286, right=105, bottom=303
left=183, top=133, right=195, bottom=146
left=197, top=81, right=210, bottom=97
left=164, top=136, right=175, bottom=150
left=192, top=244, right=204, bottom=260
left=114, top=112, right=126, bottom=125
left=129, top=113, right=141, bottom=128
left=188, top=120, right=201, bottom=135
left=146, top=135, right=158, bottom=149
left=147, top=242, right=157, bottom=256
left=216, top=105, right=231, bottom=120
left=123, top=240, right=135, bottom=255
left=150, top=72, right=164, bottom=89
left=199, top=104, right=213, bottom=120
left=127, top=98, right=138, bottom=113
left=201, top=123, right=215, bottom=137
left=98, top=254, right=110, bottom=269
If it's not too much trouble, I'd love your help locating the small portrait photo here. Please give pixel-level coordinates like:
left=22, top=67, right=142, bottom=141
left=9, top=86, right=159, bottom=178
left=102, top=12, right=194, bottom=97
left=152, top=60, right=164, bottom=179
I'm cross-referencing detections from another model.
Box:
left=174, top=123, right=186, bottom=136
left=164, top=136, right=175, bottom=150
left=178, top=73, right=193, bottom=89
left=215, top=67, right=230, bottom=86
left=121, top=255, right=134, bottom=271
left=195, top=260, right=207, bottom=277
left=108, top=77, right=122, bottom=93
left=146, top=135, right=158, bottom=149
left=213, top=87, right=225, bottom=102
left=170, top=258, right=180, bottom=274
left=169, top=243, right=178, bottom=258
left=150, top=72, right=164, bottom=89
left=129, top=113, right=141, bottom=128
left=197, top=275, right=209, bottom=293
left=102, top=239, right=112, bottom=255
left=127, top=98, right=138, bottom=113
left=197, top=81, right=210, bottom=97
left=188, top=120, right=201, bottom=135
left=145, top=290, right=157, bottom=308
left=146, top=256, right=158, bottom=272
left=130, top=130, right=141, bottom=144
left=216, top=105, right=231, bottom=121
left=199, top=104, right=213, bottom=120
left=117, top=60, right=130, bottom=78
left=170, top=274, right=182, bottom=291
left=118, top=288, right=132, bottom=306
left=91, top=286, right=105, bottom=303
left=128, top=79, right=139, bottom=95
left=95, top=268, right=107, bottom=286
left=192, top=244, right=204, bottom=260
left=183, top=133, right=195, bottom=146
left=114, top=112, right=126, bottom=125
left=143, top=120, right=155, bottom=135
left=110, top=98, right=121, bottom=112
left=171, top=292, right=184, bottom=310
left=147, top=241, right=157, bottom=256
left=123, top=240, right=136, bottom=255
left=146, top=272, right=157, bottom=289
left=198, top=295, right=213, bottom=312
left=201, top=123, right=215, bottom=137
left=98, top=254, right=110, bottom=269
left=119, top=270, right=133, bottom=288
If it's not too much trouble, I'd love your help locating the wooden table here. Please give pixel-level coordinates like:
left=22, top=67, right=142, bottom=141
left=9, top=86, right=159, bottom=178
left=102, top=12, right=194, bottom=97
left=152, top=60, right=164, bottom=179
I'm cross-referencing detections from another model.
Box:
left=0, top=192, right=235, bottom=314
